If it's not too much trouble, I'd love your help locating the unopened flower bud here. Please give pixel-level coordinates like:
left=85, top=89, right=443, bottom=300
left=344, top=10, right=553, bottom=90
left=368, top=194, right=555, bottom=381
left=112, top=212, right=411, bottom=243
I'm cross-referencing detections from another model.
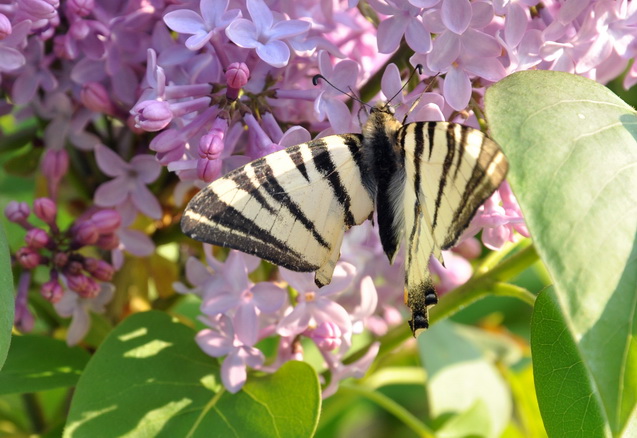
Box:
left=25, top=228, right=50, bottom=249
left=67, top=274, right=99, bottom=298
left=0, top=13, right=11, bottom=40
left=131, top=100, right=172, bottom=132
left=67, top=0, right=94, bottom=17
left=90, top=209, right=121, bottom=234
left=197, top=157, right=222, bottom=183
left=81, top=82, right=115, bottom=115
left=309, top=321, right=341, bottom=351
left=225, top=62, right=249, bottom=100
left=5, top=201, right=31, bottom=225
left=199, top=131, right=224, bottom=160
left=16, top=247, right=41, bottom=269
left=33, top=198, right=57, bottom=224
left=18, top=0, right=58, bottom=20
left=41, top=280, right=64, bottom=302
left=74, top=221, right=99, bottom=246
left=66, top=259, right=83, bottom=275
left=85, top=259, right=115, bottom=281
left=53, top=251, right=69, bottom=268
left=42, top=148, right=69, bottom=183
left=96, top=232, right=120, bottom=250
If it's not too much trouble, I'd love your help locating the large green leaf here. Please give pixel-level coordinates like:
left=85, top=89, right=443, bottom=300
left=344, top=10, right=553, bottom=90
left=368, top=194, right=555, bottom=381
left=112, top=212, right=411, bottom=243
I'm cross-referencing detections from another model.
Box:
left=486, top=70, right=637, bottom=437
left=65, top=311, right=321, bottom=438
left=419, top=320, right=512, bottom=438
left=0, top=335, right=90, bottom=394
left=0, top=224, right=13, bottom=371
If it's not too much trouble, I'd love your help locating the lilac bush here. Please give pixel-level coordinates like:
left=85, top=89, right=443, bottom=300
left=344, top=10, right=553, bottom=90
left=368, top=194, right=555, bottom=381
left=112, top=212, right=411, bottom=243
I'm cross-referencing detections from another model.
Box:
left=1, top=0, right=636, bottom=430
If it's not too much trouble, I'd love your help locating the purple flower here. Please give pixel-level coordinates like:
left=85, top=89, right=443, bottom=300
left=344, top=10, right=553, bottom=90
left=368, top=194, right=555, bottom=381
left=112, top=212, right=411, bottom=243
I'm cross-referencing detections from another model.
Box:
left=200, top=250, right=286, bottom=343
left=93, top=144, right=162, bottom=219
left=163, top=0, right=241, bottom=52
left=322, top=342, right=380, bottom=398
left=0, top=20, right=30, bottom=77
left=373, top=0, right=431, bottom=54
left=225, top=0, right=310, bottom=68
left=276, top=263, right=356, bottom=339
left=54, top=283, right=115, bottom=346
left=313, top=51, right=358, bottom=134
left=196, top=315, right=265, bottom=393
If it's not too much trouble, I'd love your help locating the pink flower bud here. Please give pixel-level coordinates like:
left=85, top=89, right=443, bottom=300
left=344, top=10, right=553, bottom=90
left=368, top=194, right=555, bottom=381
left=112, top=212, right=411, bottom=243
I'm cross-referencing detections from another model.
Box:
left=67, top=0, right=94, bottom=17
left=67, top=274, right=99, bottom=298
left=41, top=280, right=64, bottom=302
left=309, top=321, right=341, bottom=351
left=25, top=228, right=50, bottom=249
left=131, top=100, right=172, bottom=132
left=53, top=252, right=69, bottom=268
left=199, top=131, right=225, bottom=160
left=41, top=149, right=69, bottom=183
left=0, top=13, right=12, bottom=40
left=197, top=157, right=222, bottom=183
left=96, top=232, right=120, bottom=250
left=66, top=259, right=83, bottom=275
left=5, top=201, right=30, bottom=223
left=19, top=0, right=58, bottom=20
left=225, top=62, right=249, bottom=100
left=33, top=198, right=57, bottom=224
left=90, top=209, right=121, bottom=234
left=85, top=259, right=115, bottom=281
left=16, top=247, right=41, bottom=269
left=74, top=221, right=99, bottom=246
left=81, top=82, right=115, bottom=115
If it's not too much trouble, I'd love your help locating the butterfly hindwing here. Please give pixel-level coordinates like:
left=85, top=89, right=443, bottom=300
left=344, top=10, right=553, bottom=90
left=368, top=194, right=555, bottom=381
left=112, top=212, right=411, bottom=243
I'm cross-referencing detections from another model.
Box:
left=398, top=121, right=508, bottom=334
left=181, top=134, right=375, bottom=286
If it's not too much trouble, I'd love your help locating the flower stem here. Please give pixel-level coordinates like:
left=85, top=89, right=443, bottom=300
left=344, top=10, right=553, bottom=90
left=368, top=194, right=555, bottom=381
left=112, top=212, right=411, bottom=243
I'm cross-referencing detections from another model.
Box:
left=339, top=383, right=435, bottom=438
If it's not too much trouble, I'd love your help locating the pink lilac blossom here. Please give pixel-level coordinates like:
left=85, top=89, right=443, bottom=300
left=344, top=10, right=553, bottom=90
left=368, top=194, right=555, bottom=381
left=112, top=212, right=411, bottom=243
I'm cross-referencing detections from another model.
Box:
left=2, top=0, right=637, bottom=396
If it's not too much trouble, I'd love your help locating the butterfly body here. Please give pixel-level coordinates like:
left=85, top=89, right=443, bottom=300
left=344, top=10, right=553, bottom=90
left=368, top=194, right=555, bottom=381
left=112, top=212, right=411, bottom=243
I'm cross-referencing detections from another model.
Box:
left=181, top=105, right=508, bottom=336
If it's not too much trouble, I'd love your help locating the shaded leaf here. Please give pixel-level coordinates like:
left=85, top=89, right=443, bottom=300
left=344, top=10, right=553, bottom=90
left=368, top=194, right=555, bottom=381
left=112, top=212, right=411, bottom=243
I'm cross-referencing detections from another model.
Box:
left=0, top=224, right=12, bottom=370
left=3, top=147, right=42, bottom=176
left=0, top=336, right=90, bottom=394
left=65, top=311, right=320, bottom=438
left=486, top=70, right=637, bottom=437
left=419, top=320, right=511, bottom=438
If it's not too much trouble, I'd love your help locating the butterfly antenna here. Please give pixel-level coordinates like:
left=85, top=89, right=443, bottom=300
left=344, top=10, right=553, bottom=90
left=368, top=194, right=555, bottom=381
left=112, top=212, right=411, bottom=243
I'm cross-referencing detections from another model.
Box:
left=401, top=72, right=441, bottom=124
left=382, top=64, right=424, bottom=111
left=313, top=74, right=373, bottom=110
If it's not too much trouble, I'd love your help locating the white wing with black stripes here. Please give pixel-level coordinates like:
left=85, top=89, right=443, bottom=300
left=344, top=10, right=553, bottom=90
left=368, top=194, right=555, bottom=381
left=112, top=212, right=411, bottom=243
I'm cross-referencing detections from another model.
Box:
left=396, top=121, right=508, bottom=335
left=181, top=134, right=374, bottom=287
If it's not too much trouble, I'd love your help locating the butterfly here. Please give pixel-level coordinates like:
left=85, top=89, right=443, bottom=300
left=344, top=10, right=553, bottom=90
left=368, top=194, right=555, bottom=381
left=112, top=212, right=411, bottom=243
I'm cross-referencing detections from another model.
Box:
left=181, top=96, right=508, bottom=336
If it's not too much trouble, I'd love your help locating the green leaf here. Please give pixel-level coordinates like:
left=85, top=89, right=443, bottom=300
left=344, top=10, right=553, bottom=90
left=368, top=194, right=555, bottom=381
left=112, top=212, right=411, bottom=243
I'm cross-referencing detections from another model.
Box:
left=531, top=288, right=610, bottom=437
left=0, top=336, right=90, bottom=394
left=0, top=126, right=38, bottom=153
left=486, top=70, right=637, bottom=437
left=419, top=320, right=511, bottom=438
left=65, top=311, right=320, bottom=438
left=2, top=147, right=43, bottom=176
left=0, top=223, right=13, bottom=371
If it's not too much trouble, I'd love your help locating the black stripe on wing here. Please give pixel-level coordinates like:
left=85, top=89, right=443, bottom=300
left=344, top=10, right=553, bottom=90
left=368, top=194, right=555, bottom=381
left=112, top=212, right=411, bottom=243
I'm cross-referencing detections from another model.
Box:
left=253, top=160, right=331, bottom=250
left=310, top=139, right=357, bottom=227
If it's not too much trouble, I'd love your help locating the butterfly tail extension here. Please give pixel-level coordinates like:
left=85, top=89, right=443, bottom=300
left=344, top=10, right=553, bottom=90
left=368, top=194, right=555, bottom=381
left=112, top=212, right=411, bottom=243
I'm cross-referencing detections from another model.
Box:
left=406, top=276, right=438, bottom=336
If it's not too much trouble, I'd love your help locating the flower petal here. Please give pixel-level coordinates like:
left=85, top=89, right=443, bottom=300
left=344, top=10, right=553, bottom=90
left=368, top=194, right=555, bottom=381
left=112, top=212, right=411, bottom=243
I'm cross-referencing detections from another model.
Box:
left=163, top=9, right=205, bottom=35
left=441, top=0, right=472, bottom=34
left=131, top=180, right=162, bottom=219
left=377, top=15, right=408, bottom=54
left=94, top=177, right=129, bottom=207
left=443, top=66, right=471, bottom=110
left=95, top=144, right=128, bottom=177
left=225, top=18, right=258, bottom=48
left=252, top=282, right=286, bottom=313
left=130, top=154, right=162, bottom=183
left=255, top=40, right=290, bottom=67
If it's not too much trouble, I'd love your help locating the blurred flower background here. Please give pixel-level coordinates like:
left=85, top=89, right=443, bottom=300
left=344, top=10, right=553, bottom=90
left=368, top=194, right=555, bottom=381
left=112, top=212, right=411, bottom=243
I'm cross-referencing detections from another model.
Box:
left=1, top=0, right=636, bottom=436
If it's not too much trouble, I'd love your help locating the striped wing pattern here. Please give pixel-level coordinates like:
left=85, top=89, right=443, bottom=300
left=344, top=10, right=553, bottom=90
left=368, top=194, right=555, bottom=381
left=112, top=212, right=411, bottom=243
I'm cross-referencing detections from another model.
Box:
left=399, top=121, right=508, bottom=334
left=181, top=134, right=374, bottom=287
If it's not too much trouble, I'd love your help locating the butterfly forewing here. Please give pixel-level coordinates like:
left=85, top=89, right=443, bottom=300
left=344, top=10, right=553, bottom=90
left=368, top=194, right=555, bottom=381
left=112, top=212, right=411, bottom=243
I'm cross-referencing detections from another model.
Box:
left=181, top=134, right=374, bottom=286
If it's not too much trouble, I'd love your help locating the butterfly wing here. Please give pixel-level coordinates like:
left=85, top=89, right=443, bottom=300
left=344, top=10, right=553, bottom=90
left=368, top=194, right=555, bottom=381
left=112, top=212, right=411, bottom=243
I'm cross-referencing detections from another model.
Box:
left=181, top=134, right=375, bottom=286
left=399, top=122, right=508, bottom=334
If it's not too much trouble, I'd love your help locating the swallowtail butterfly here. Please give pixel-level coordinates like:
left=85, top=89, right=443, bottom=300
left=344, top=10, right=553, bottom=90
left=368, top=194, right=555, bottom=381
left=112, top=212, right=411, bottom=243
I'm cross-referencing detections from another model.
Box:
left=181, top=88, right=508, bottom=336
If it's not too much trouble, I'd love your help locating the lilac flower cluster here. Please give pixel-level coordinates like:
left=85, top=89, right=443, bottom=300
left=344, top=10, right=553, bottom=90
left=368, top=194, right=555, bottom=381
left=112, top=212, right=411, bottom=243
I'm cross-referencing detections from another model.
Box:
left=1, top=0, right=636, bottom=394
